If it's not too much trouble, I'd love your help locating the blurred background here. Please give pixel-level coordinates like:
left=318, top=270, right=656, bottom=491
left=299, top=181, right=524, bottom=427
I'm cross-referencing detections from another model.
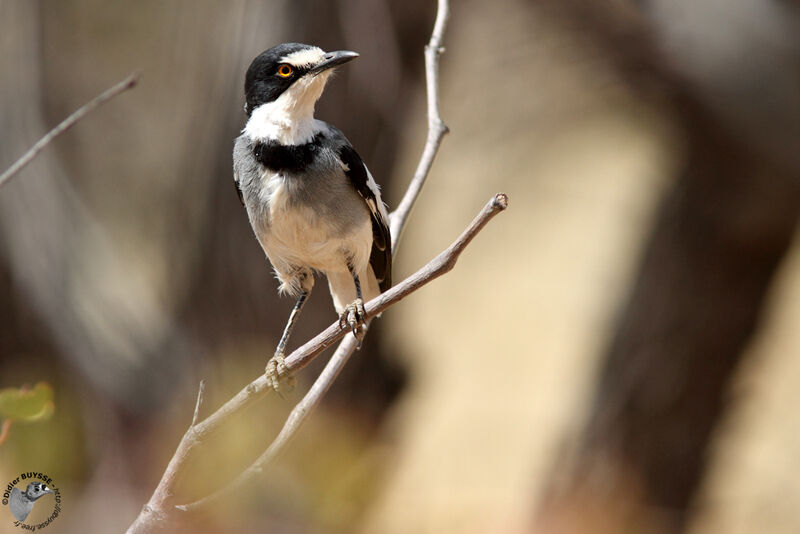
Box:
left=2, top=0, right=800, bottom=532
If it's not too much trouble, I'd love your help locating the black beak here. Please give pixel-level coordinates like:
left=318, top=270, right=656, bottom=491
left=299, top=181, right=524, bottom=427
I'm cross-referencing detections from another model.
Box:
left=309, top=50, right=359, bottom=75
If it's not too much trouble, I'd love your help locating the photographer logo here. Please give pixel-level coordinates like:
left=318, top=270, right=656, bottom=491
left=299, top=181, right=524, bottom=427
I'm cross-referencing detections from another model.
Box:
left=3, top=473, right=61, bottom=530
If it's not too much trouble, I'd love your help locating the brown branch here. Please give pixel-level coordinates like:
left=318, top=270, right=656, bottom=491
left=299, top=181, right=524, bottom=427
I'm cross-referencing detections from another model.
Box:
left=177, top=193, right=508, bottom=512
left=128, top=193, right=507, bottom=531
left=178, top=328, right=363, bottom=513
left=0, top=72, right=140, bottom=190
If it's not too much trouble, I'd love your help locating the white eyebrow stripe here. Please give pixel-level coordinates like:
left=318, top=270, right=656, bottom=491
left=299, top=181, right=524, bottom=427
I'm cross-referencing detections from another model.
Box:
left=280, top=48, right=325, bottom=67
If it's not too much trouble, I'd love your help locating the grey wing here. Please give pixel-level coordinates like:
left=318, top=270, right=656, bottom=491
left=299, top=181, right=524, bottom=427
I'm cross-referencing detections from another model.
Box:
left=336, top=142, right=392, bottom=292
left=234, top=173, right=244, bottom=205
left=232, top=135, right=252, bottom=206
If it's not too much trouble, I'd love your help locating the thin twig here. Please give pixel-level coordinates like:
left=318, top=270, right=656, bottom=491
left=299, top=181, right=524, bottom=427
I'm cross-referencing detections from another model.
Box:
left=389, top=0, right=450, bottom=252
left=0, top=72, right=140, bottom=190
left=178, top=193, right=508, bottom=512
left=191, top=381, right=206, bottom=427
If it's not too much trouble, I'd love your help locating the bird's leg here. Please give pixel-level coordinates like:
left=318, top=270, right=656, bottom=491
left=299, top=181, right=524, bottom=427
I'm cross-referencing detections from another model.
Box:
left=266, top=290, right=309, bottom=392
left=338, top=266, right=366, bottom=347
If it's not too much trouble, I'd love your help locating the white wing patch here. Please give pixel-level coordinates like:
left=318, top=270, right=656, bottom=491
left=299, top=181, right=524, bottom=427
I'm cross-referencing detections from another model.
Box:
left=364, top=164, right=389, bottom=223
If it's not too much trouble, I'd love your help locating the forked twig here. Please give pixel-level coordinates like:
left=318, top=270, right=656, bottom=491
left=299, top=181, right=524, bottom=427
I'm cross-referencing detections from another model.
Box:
left=389, top=0, right=450, bottom=250
left=128, top=191, right=506, bottom=531
left=177, top=193, right=508, bottom=512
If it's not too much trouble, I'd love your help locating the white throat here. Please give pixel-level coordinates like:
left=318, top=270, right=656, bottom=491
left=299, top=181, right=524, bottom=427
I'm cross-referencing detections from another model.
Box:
left=244, top=72, right=331, bottom=146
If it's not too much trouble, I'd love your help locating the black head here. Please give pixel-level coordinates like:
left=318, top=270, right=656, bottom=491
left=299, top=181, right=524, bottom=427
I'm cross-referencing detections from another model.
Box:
left=244, top=43, right=358, bottom=116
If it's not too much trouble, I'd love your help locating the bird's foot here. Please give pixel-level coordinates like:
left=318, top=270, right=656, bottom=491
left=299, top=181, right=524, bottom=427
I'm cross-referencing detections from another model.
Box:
left=265, top=351, right=296, bottom=394
left=338, top=298, right=366, bottom=347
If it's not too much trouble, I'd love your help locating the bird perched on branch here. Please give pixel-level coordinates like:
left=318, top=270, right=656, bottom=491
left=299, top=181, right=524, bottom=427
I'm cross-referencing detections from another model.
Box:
left=233, top=43, right=392, bottom=391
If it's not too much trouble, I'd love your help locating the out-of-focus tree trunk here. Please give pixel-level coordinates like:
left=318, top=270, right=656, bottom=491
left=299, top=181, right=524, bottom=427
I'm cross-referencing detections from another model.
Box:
left=360, top=0, right=675, bottom=531
left=550, top=110, right=800, bottom=532
left=538, top=1, right=800, bottom=531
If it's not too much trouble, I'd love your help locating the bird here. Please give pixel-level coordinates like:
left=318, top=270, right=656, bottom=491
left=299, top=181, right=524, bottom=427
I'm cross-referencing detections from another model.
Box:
left=9, top=482, right=53, bottom=522
left=233, top=43, right=392, bottom=392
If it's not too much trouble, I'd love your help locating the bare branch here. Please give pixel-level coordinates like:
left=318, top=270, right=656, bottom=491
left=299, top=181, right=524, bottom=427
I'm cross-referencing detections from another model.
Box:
left=0, top=72, right=140, bottom=190
left=281, top=193, right=506, bottom=372
left=191, top=380, right=206, bottom=427
left=177, top=333, right=363, bottom=512
left=128, top=192, right=507, bottom=531
left=389, top=0, right=450, bottom=252
left=177, top=193, right=508, bottom=512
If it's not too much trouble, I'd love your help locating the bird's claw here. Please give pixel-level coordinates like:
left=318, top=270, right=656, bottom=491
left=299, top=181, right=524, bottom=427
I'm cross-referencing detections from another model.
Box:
left=265, top=351, right=295, bottom=394
left=338, top=298, right=366, bottom=347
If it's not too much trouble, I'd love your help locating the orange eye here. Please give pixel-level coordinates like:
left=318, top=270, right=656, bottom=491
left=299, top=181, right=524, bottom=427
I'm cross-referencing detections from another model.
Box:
left=277, top=64, right=293, bottom=78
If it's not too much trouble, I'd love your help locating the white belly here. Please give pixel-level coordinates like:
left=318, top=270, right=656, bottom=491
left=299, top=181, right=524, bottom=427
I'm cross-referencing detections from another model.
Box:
left=257, top=172, right=372, bottom=275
